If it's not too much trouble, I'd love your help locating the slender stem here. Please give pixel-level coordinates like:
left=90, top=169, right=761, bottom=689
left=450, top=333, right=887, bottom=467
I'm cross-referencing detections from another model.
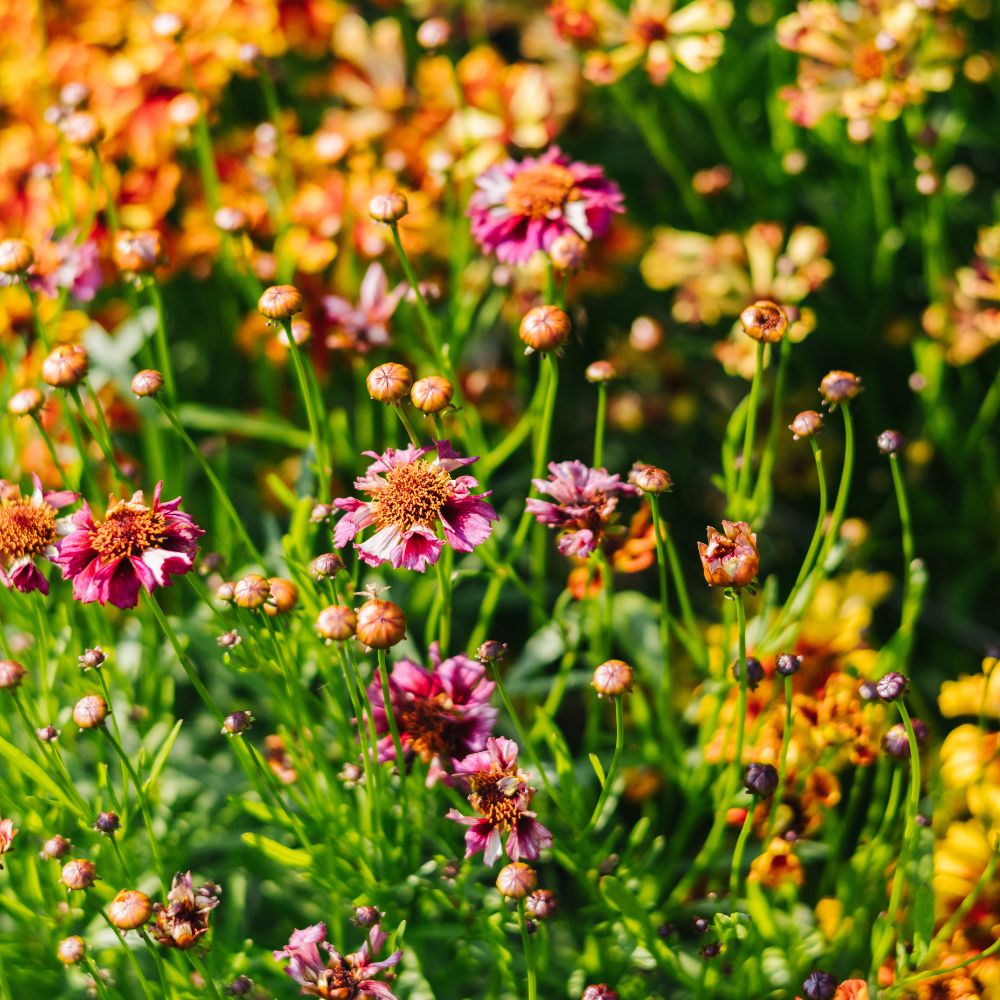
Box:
left=82, top=956, right=115, bottom=1000
left=388, top=223, right=444, bottom=367
left=185, top=949, right=225, bottom=1000
left=889, top=454, right=914, bottom=607
left=280, top=319, right=329, bottom=501
left=886, top=938, right=1000, bottom=996
left=393, top=403, right=421, bottom=448
left=66, top=385, right=130, bottom=487
left=736, top=343, right=766, bottom=517
left=147, top=596, right=221, bottom=717
left=593, top=383, right=607, bottom=468
left=765, top=676, right=794, bottom=844
left=663, top=524, right=704, bottom=667
left=585, top=696, right=624, bottom=833
left=138, top=929, right=177, bottom=1000
left=30, top=414, right=65, bottom=484
left=146, top=282, right=176, bottom=402
left=377, top=649, right=407, bottom=776
left=816, top=406, right=855, bottom=572
left=100, top=912, right=157, bottom=1000
left=516, top=898, right=538, bottom=1000
left=750, top=336, right=791, bottom=516
left=648, top=499, right=674, bottom=733
left=732, top=593, right=749, bottom=788
left=930, top=841, right=999, bottom=951
left=729, top=803, right=755, bottom=904
left=436, top=552, right=453, bottom=652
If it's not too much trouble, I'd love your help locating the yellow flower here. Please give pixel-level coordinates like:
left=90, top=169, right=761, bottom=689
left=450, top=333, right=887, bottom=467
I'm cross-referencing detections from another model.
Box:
left=933, top=820, right=999, bottom=924
left=748, top=836, right=804, bottom=889
left=939, top=658, right=1000, bottom=720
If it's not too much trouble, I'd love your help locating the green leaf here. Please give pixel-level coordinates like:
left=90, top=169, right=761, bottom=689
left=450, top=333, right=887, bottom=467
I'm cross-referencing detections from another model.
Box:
left=175, top=404, right=311, bottom=448
left=142, top=719, right=183, bottom=795
left=0, top=735, right=81, bottom=815
left=589, top=753, right=606, bottom=787
left=911, top=884, right=935, bottom=966
left=241, top=833, right=311, bottom=868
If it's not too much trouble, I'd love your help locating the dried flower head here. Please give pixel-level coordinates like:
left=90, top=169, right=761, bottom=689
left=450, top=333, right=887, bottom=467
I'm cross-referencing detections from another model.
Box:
left=151, top=872, right=221, bottom=949
left=819, top=370, right=862, bottom=406
left=356, top=599, right=407, bottom=649
left=369, top=191, right=409, bottom=223
left=789, top=410, right=823, bottom=440
left=222, top=711, right=255, bottom=736
left=0, top=660, right=27, bottom=689
left=56, top=936, right=86, bottom=965
left=109, top=889, right=153, bottom=930
left=131, top=369, right=164, bottom=398
left=366, top=363, right=413, bottom=403
left=496, top=862, right=537, bottom=899
left=519, top=305, right=571, bottom=354
left=592, top=659, right=634, bottom=697
left=743, top=762, right=779, bottom=798
left=233, top=574, right=270, bottom=610
left=877, top=429, right=904, bottom=456
left=258, top=285, right=303, bottom=322
left=72, top=695, right=108, bottom=729
left=7, top=388, right=44, bottom=416
left=316, top=605, right=357, bottom=642
left=630, top=464, right=672, bottom=494
left=0, top=239, right=34, bottom=275
left=739, top=300, right=788, bottom=343
left=698, top=520, right=759, bottom=589
left=410, top=376, right=453, bottom=414
left=41, top=344, right=89, bottom=388
left=61, top=858, right=97, bottom=890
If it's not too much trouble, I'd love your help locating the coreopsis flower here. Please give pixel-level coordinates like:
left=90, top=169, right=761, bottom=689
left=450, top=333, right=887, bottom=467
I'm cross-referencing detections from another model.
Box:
left=0, top=817, right=17, bottom=868
left=526, top=461, right=637, bottom=558
left=446, top=736, right=553, bottom=865
left=776, top=0, right=963, bottom=136
left=323, top=263, right=407, bottom=354
left=0, top=476, right=78, bottom=595
left=56, top=483, right=204, bottom=609
left=468, top=146, right=624, bottom=265
left=151, top=872, right=221, bottom=949
left=333, top=442, right=498, bottom=572
left=273, top=921, right=402, bottom=999
left=748, top=836, right=804, bottom=888
left=697, top=520, right=759, bottom=589
left=366, top=643, right=497, bottom=784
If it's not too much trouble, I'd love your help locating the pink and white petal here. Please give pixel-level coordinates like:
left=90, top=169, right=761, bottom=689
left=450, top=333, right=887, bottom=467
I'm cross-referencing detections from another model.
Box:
left=356, top=525, right=404, bottom=568
left=482, top=826, right=504, bottom=866
left=389, top=527, right=444, bottom=572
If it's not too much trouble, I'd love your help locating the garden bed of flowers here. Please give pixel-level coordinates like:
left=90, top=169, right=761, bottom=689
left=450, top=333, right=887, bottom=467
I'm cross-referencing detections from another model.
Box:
left=0, top=1, right=998, bottom=998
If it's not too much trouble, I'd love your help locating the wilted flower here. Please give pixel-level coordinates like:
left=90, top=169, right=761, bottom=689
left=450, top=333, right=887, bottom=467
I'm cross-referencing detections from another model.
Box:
left=446, top=736, right=553, bottom=865
left=366, top=643, right=496, bottom=783
left=0, top=818, right=17, bottom=868
left=273, top=921, right=402, bottom=999
left=526, top=461, right=636, bottom=558
left=697, top=520, right=759, bottom=589
left=468, top=146, right=624, bottom=264
left=151, top=872, right=221, bottom=949
left=323, top=264, right=408, bottom=354
left=56, top=483, right=204, bottom=609
left=496, top=862, right=537, bottom=899
left=0, top=476, right=77, bottom=595
left=333, top=442, right=497, bottom=572
left=739, top=300, right=788, bottom=343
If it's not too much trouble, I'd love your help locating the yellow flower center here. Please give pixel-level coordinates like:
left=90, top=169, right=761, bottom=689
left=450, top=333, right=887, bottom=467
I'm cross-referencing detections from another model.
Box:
left=852, top=43, right=886, bottom=83
left=370, top=460, right=454, bottom=533
left=505, top=164, right=578, bottom=219
left=0, top=498, right=57, bottom=560
left=91, top=501, right=167, bottom=562
left=469, top=768, right=526, bottom=831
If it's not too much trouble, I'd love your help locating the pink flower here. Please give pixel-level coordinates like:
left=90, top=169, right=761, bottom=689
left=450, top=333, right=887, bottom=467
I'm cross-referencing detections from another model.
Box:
left=273, top=921, right=402, bottom=999
left=366, top=643, right=497, bottom=784
left=333, top=441, right=498, bottom=572
left=0, top=817, right=17, bottom=869
left=446, top=736, right=553, bottom=866
left=20, top=233, right=103, bottom=302
left=0, top=476, right=78, bottom=595
left=56, top=482, right=204, bottom=609
left=525, top=460, right=636, bottom=558
left=323, top=263, right=407, bottom=353
left=468, top=146, right=624, bottom=264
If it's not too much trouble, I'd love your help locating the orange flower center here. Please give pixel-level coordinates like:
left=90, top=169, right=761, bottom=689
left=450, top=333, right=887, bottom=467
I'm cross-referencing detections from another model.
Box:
left=852, top=43, right=886, bottom=83
left=0, top=498, right=57, bottom=560
left=505, top=164, right=578, bottom=219
left=91, top=501, right=167, bottom=562
left=468, top=768, right=526, bottom=831
left=399, top=693, right=458, bottom=762
left=631, top=14, right=668, bottom=45
left=370, top=460, right=454, bottom=532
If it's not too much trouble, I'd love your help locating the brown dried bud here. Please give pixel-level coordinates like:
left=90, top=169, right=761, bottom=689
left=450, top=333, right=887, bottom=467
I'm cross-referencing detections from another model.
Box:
left=42, top=344, right=89, bottom=388
left=739, top=300, right=788, bottom=344
left=72, top=694, right=108, bottom=729
left=789, top=410, right=822, bottom=440
left=592, top=659, right=634, bottom=697
left=109, top=889, right=153, bottom=930
left=698, top=520, right=759, bottom=589
left=368, top=192, right=409, bottom=223
left=495, top=862, right=537, bottom=899
left=410, top=376, right=453, bottom=414
left=630, top=464, right=671, bottom=494
left=233, top=574, right=270, bottom=610
left=310, top=553, right=344, bottom=579
left=366, top=363, right=412, bottom=403
left=519, top=305, right=570, bottom=354
left=57, top=936, right=86, bottom=965
left=316, top=605, right=357, bottom=642
left=7, top=387, right=44, bottom=416
left=0, top=660, right=27, bottom=689
left=222, top=711, right=254, bottom=736
left=356, top=598, right=407, bottom=649
left=0, top=239, right=34, bottom=275
left=258, top=284, right=303, bottom=321
left=113, top=231, right=162, bottom=274
left=131, top=369, right=164, bottom=398
left=877, top=429, right=904, bottom=455
left=61, top=858, right=97, bottom=890
left=585, top=361, right=617, bottom=384
left=41, top=835, right=72, bottom=860
left=819, top=370, right=862, bottom=406
left=263, top=577, right=298, bottom=616
left=549, top=232, right=589, bottom=273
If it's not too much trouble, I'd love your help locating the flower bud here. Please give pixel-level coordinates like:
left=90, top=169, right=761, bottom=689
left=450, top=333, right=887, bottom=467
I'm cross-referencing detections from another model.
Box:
left=549, top=232, right=588, bottom=272
left=592, top=659, right=634, bottom=697
left=416, top=17, right=451, bottom=48
left=316, top=605, right=357, bottom=642
left=882, top=719, right=927, bottom=759
left=113, top=231, right=162, bottom=274
left=582, top=987, right=619, bottom=1000
left=355, top=598, right=407, bottom=649
left=585, top=360, right=617, bottom=384
left=519, top=305, right=570, bottom=354
left=366, top=363, right=412, bottom=403
left=732, top=656, right=764, bottom=691
left=222, top=711, right=254, bottom=736
left=526, top=889, right=558, bottom=921
left=495, top=862, right=537, bottom=899
left=57, top=936, right=86, bottom=965
left=168, top=93, right=201, bottom=128
left=353, top=905, right=382, bottom=928
left=93, top=811, right=120, bottom=835
left=109, top=889, right=153, bottom=930
left=263, top=577, right=298, bottom=616
left=78, top=646, right=106, bottom=670
left=258, top=284, right=303, bottom=321
left=0, top=660, right=27, bottom=689
left=410, top=376, right=453, bottom=414
left=739, top=300, right=788, bottom=344
left=819, top=370, right=862, bottom=405
left=801, top=971, right=838, bottom=1000
left=775, top=653, right=801, bottom=677
left=42, top=344, right=89, bottom=388
left=60, top=111, right=103, bottom=146
left=216, top=581, right=235, bottom=603
left=217, top=629, right=241, bottom=649
left=743, top=762, right=779, bottom=798
left=698, top=520, right=759, bottom=589
left=630, top=463, right=671, bottom=494
left=214, top=206, right=247, bottom=233
left=72, top=694, right=108, bottom=729
left=877, top=429, right=904, bottom=455
left=7, top=387, right=44, bottom=416
left=0, top=238, right=34, bottom=274
left=368, top=191, right=409, bottom=223
left=476, top=640, right=509, bottom=663
left=875, top=671, right=909, bottom=702
left=37, top=725, right=60, bottom=742
left=789, top=410, right=822, bottom=440
left=228, top=976, right=255, bottom=996
left=41, top=835, right=72, bottom=860
left=233, top=574, right=271, bottom=610
left=131, top=369, right=164, bottom=398
left=310, top=553, right=344, bottom=579
left=61, top=858, right=97, bottom=890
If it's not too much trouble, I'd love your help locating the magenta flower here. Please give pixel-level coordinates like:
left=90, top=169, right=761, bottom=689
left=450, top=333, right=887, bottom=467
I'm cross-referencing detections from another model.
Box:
left=366, top=643, right=496, bottom=784
left=333, top=441, right=498, bottom=572
left=446, top=736, right=553, bottom=866
left=0, top=233, right=104, bottom=302
left=56, top=482, right=204, bottom=609
left=525, top=460, right=636, bottom=558
left=0, top=476, right=78, bottom=595
left=468, top=146, right=624, bottom=265
left=323, top=263, right=407, bottom=353
left=273, top=921, right=402, bottom=999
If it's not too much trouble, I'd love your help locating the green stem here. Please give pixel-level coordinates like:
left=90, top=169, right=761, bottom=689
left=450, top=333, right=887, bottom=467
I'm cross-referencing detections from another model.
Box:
left=30, top=415, right=65, bottom=485
left=146, top=282, right=176, bottom=402
left=516, top=898, right=538, bottom=1000
left=66, top=385, right=130, bottom=487
left=593, top=383, right=607, bottom=468
left=393, top=403, right=421, bottom=448
left=886, top=938, right=1000, bottom=997
left=648, top=498, right=674, bottom=735
left=735, top=343, right=766, bottom=518
left=585, top=695, right=624, bottom=832
left=749, top=336, right=791, bottom=516
left=765, top=676, right=794, bottom=844
left=100, top=912, right=157, bottom=1000
left=82, top=956, right=116, bottom=1000
left=889, top=454, right=914, bottom=608
left=281, top=319, right=329, bottom=501
left=377, top=648, right=407, bottom=779
left=185, top=949, right=225, bottom=1000
left=728, top=803, right=755, bottom=904
left=147, top=596, right=221, bottom=717
left=732, top=592, right=749, bottom=788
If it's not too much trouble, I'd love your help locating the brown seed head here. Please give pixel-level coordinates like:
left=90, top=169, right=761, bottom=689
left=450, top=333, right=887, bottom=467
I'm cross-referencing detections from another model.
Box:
left=316, top=605, right=357, bottom=642
left=61, top=858, right=97, bottom=890
left=410, top=376, right=453, bottom=414
left=7, top=387, right=44, bottom=416
left=263, top=577, right=298, bottom=616
left=519, top=305, right=570, bottom=354
left=630, top=464, right=672, bottom=494
left=131, top=369, right=164, bottom=398
left=0, top=239, right=34, bottom=275
left=0, top=660, right=27, bottom=689
left=42, top=344, right=89, bottom=388
left=819, top=370, right=862, bottom=406
left=57, top=936, right=86, bottom=965
left=739, top=300, right=788, bottom=344
left=366, top=363, right=412, bottom=403
left=496, top=862, right=537, bottom=899
left=355, top=598, right=407, bottom=649
left=258, top=284, right=303, bottom=321
left=368, top=191, right=409, bottom=223
left=72, top=694, right=108, bottom=729
left=789, top=410, right=823, bottom=440
left=233, top=574, right=270, bottom=610
left=109, top=889, right=153, bottom=930
left=592, top=659, right=634, bottom=697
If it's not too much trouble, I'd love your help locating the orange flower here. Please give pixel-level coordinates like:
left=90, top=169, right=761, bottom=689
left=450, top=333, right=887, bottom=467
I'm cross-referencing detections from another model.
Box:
left=697, top=520, right=759, bottom=589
